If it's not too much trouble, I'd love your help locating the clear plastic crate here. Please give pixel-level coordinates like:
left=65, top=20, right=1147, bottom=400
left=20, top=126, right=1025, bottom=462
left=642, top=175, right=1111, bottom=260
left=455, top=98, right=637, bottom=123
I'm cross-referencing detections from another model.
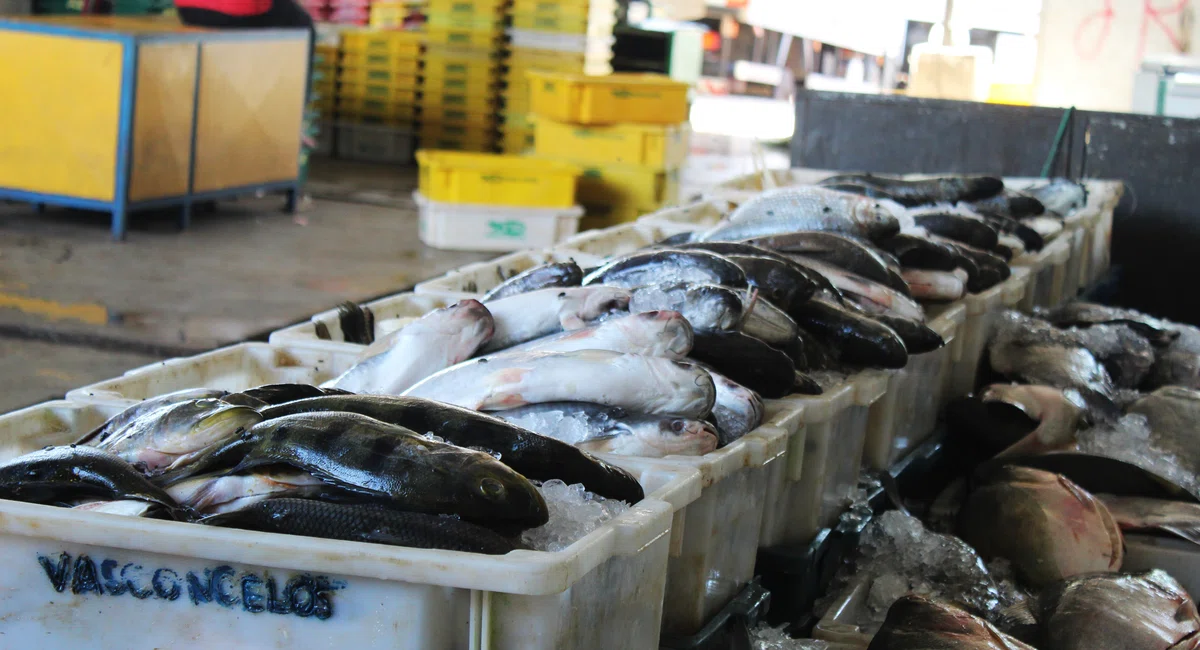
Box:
left=1013, top=232, right=1072, bottom=311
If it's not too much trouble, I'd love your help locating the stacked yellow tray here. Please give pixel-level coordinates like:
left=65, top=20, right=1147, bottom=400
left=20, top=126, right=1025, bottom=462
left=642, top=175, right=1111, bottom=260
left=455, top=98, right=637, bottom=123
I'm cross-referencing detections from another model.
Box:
left=336, top=29, right=422, bottom=129
left=419, top=0, right=508, bottom=151
left=312, top=43, right=339, bottom=115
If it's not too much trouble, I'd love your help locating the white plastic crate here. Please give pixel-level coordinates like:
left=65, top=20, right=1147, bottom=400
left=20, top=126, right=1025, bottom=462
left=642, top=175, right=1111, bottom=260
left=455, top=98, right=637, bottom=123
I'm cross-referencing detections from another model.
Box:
left=551, top=222, right=672, bottom=265
left=0, top=401, right=699, bottom=650
left=861, top=304, right=966, bottom=470
left=336, top=124, right=415, bottom=164
left=756, top=372, right=890, bottom=548
left=269, top=293, right=460, bottom=355
left=812, top=578, right=875, bottom=648
left=1084, top=180, right=1122, bottom=287
left=507, top=28, right=615, bottom=54
left=636, top=199, right=733, bottom=236
left=1123, top=533, right=1200, bottom=600
left=1013, top=232, right=1072, bottom=312
left=415, top=192, right=584, bottom=253
left=413, top=249, right=580, bottom=298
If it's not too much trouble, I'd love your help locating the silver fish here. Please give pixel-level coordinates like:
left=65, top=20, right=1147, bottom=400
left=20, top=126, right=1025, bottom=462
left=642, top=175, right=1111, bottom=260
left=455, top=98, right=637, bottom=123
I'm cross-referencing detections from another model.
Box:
left=75, top=388, right=230, bottom=446
left=96, top=399, right=263, bottom=475
left=166, top=470, right=328, bottom=515
left=629, top=283, right=744, bottom=332
left=480, top=286, right=631, bottom=353
left=704, top=367, right=764, bottom=445
left=740, top=296, right=799, bottom=345
left=790, top=255, right=925, bottom=321
left=501, top=310, right=693, bottom=359
left=71, top=499, right=161, bottom=517
left=698, top=186, right=900, bottom=242
left=988, top=311, right=1114, bottom=398
left=403, top=350, right=716, bottom=419
left=495, top=402, right=718, bottom=457
left=1024, top=178, right=1087, bottom=216
left=900, top=268, right=966, bottom=301
left=329, top=300, right=495, bottom=394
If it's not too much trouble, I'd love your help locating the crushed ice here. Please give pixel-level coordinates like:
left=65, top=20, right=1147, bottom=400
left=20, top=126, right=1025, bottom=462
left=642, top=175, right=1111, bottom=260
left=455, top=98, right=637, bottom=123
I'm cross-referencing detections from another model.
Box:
left=807, top=369, right=850, bottom=390
left=501, top=410, right=594, bottom=446
left=521, top=479, right=630, bottom=552
left=1078, top=412, right=1200, bottom=497
left=750, top=625, right=830, bottom=649
left=423, top=432, right=447, bottom=443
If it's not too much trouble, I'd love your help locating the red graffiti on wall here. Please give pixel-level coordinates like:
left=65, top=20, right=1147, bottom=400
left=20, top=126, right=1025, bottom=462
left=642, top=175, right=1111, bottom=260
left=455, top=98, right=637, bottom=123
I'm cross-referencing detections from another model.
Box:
left=1073, top=0, right=1188, bottom=60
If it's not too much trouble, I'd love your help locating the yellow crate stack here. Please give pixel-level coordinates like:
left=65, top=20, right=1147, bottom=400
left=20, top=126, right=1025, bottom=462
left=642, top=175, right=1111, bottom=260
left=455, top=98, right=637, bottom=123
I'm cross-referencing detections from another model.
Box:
left=419, top=0, right=508, bottom=152
left=336, top=29, right=422, bottom=130
left=527, top=70, right=691, bottom=227
left=501, top=0, right=617, bottom=154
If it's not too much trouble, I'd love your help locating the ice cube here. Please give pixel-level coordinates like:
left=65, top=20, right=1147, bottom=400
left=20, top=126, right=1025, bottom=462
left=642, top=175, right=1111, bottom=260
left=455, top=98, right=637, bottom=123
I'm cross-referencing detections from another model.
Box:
left=520, top=479, right=631, bottom=552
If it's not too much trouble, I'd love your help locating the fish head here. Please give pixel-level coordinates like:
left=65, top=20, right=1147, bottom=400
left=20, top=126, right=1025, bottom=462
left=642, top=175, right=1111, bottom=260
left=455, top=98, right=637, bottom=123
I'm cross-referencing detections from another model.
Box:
left=459, top=456, right=549, bottom=527
left=446, top=299, right=496, bottom=345
left=153, top=400, right=263, bottom=456
left=683, top=285, right=743, bottom=331
left=853, top=198, right=901, bottom=239
left=653, top=419, right=719, bottom=455
left=629, top=310, right=694, bottom=358
left=576, top=287, right=632, bottom=322
left=1037, top=570, right=1200, bottom=650
left=871, top=595, right=1037, bottom=650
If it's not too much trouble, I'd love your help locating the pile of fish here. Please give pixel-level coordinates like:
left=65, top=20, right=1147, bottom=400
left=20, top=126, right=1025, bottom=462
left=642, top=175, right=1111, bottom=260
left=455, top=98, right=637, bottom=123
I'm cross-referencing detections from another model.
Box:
left=0, top=384, right=648, bottom=555
left=322, top=174, right=1085, bottom=459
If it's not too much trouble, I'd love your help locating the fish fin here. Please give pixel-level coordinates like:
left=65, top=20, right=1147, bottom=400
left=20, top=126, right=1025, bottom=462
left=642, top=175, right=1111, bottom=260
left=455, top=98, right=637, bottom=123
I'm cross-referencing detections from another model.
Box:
left=559, top=313, right=587, bottom=330
left=1159, top=526, right=1200, bottom=546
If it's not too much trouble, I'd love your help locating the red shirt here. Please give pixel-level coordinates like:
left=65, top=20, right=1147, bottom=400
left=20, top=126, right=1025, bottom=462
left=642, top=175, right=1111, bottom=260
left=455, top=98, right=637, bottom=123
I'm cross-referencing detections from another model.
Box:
left=175, top=0, right=272, bottom=16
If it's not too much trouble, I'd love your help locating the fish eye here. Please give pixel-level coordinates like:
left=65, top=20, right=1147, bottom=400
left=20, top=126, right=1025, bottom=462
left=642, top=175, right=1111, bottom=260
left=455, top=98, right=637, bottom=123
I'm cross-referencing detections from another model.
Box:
left=670, top=420, right=686, bottom=433
left=479, top=477, right=506, bottom=500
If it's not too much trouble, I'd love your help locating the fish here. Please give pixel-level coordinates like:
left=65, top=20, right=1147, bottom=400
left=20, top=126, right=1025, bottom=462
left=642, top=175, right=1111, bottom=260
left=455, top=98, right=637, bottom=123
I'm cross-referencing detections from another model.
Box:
left=957, top=465, right=1123, bottom=587
left=1124, top=387, right=1200, bottom=490
left=169, top=412, right=549, bottom=526
left=792, top=371, right=823, bottom=395
left=501, top=310, right=693, bottom=359
left=258, top=394, right=645, bottom=502
left=980, top=384, right=1088, bottom=457
left=582, top=249, right=748, bottom=290
left=697, top=186, right=901, bottom=242
left=1024, top=570, right=1200, bottom=650
left=1147, top=323, right=1200, bottom=390
left=696, top=367, right=765, bottom=444
left=912, top=212, right=1001, bottom=251
left=166, top=469, right=330, bottom=515
left=819, top=173, right=1005, bottom=206
left=844, top=299, right=945, bottom=354
left=867, top=595, right=1037, bottom=650
left=481, top=261, right=583, bottom=302
left=928, top=237, right=1011, bottom=292
left=333, top=301, right=374, bottom=344
left=969, top=191, right=1047, bottom=219
left=816, top=180, right=901, bottom=202
left=1041, top=301, right=1179, bottom=347
left=988, top=311, right=1114, bottom=398
left=628, top=283, right=744, bottom=332
left=327, top=300, right=497, bottom=395
left=0, top=445, right=181, bottom=513
left=789, top=256, right=925, bottom=322
left=993, top=234, right=1023, bottom=260
left=741, top=297, right=800, bottom=346
left=689, top=331, right=796, bottom=398
left=722, top=253, right=822, bottom=312
left=237, top=383, right=352, bottom=406
left=1099, top=495, right=1200, bottom=545
left=202, top=498, right=516, bottom=555
left=95, top=398, right=263, bottom=475
left=794, top=326, right=834, bottom=370
left=494, top=402, right=718, bottom=457
left=1022, top=216, right=1065, bottom=239
left=877, top=235, right=961, bottom=271
left=790, top=294, right=909, bottom=369
left=71, top=499, right=167, bottom=518
left=900, top=268, right=967, bottom=301
left=673, top=241, right=843, bottom=302
left=1024, top=178, right=1087, bottom=216
left=479, top=286, right=630, bottom=353
left=741, top=231, right=906, bottom=292
left=975, top=211, right=1045, bottom=252
left=1068, top=323, right=1156, bottom=389
left=74, top=388, right=231, bottom=446
left=403, top=350, right=716, bottom=419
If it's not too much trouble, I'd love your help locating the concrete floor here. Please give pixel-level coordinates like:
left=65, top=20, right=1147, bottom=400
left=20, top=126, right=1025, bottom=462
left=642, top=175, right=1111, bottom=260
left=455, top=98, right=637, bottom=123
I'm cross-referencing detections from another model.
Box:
left=0, top=137, right=789, bottom=413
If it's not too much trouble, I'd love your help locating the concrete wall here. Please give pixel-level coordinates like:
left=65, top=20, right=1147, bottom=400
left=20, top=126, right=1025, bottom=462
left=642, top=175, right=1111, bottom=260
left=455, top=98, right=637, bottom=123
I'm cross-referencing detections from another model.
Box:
left=1034, top=0, right=1197, bottom=112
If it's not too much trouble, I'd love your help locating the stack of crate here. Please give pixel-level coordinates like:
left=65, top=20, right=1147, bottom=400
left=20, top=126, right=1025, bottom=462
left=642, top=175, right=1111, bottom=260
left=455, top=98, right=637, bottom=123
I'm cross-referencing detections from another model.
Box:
left=528, top=70, right=691, bottom=227
left=501, top=0, right=617, bottom=153
left=310, top=41, right=340, bottom=157
left=419, top=0, right=507, bottom=152
left=335, top=28, right=422, bottom=163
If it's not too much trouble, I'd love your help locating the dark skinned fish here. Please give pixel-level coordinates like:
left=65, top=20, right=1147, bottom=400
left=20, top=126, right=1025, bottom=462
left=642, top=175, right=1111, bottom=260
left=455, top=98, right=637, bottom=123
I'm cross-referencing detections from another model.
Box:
left=1125, top=387, right=1200, bottom=492
left=162, top=412, right=550, bottom=527
left=689, top=331, right=796, bottom=398
left=74, top=388, right=230, bottom=446
left=988, top=311, right=1114, bottom=398
left=789, top=255, right=925, bottom=321
left=867, top=595, right=1037, bottom=650
left=875, top=234, right=960, bottom=271
left=96, top=398, right=263, bottom=475
left=1042, top=301, right=1179, bottom=347
left=258, top=394, right=645, bottom=502
left=1148, top=324, right=1200, bottom=390
left=790, top=294, right=909, bottom=369
left=975, top=211, right=1045, bottom=252
left=820, top=173, right=1004, bottom=206
left=912, top=212, right=1001, bottom=251
left=740, top=297, right=799, bottom=346
left=969, top=191, right=1046, bottom=219
left=481, top=261, right=583, bottom=302
left=674, top=242, right=822, bottom=309
left=930, top=236, right=1010, bottom=292
left=333, top=301, right=374, bottom=344
left=741, top=231, right=906, bottom=292
left=843, top=296, right=945, bottom=354
left=238, top=384, right=352, bottom=406
left=582, top=249, right=748, bottom=290
left=203, top=498, right=516, bottom=555
left=0, top=445, right=181, bottom=514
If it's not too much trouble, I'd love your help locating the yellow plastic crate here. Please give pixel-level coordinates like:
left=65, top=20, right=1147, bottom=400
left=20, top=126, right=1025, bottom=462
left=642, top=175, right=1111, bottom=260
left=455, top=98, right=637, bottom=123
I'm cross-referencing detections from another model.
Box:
left=420, top=90, right=499, bottom=113
left=340, top=50, right=421, bottom=70
left=527, top=71, right=690, bottom=125
left=420, top=107, right=498, bottom=127
left=511, top=11, right=615, bottom=34
left=417, top=151, right=580, bottom=207
left=509, top=46, right=613, bottom=72
left=342, top=29, right=424, bottom=57
left=512, top=0, right=615, bottom=19
left=532, top=117, right=688, bottom=168
left=423, top=75, right=499, bottom=96
left=418, top=134, right=497, bottom=152
left=500, top=110, right=534, bottom=130
left=501, top=128, right=535, bottom=153
left=339, top=79, right=420, bottom=100
left=369, top=1, right=422, bottom=29
left=426, top=25, right=506, bottom=48
left=574, top=161, right=680, bottom=211
left=339, top=66, right=420, bottom=88
left=428, top=0, right=507, bottom=16
left=427, top=12, right=506, bottom=31
left=419, top=124, right=498, bottom=148
left=338, top=96, right=418, bottom=122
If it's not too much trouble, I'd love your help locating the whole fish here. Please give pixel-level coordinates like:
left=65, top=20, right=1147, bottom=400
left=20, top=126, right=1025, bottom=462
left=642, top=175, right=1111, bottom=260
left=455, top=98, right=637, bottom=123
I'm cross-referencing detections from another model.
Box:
left=71, top=499, right=166, bottom=518
left=479, top=286, right=630, bottom=353
left=958, top=465, right=1123, bottom=587
left=1148, top=323, right=1200, bottom=390
left=404, top=350, right=716, bottom=419
left=0, top=445, right=180, bottom=513
left=815, top=180, right=900, bottom=202
left=1022, top=216, right=1065, bottom=239
left=876, top=234, right=960, bottom=271
left=329, top=299, right=495, bottom=394
left=237, top=383, right=351, bottom=406
left=969, top=190, right=1046, bottom=219
left=912, top=212, right=1000, bottom=251
left=95, top=398, right=262, bottom=475
left=169, top=412, right=549, bottom=526
left=501, top=310, right=693, bottom=359
left=1024, top=178, right=1087, bottom=216
left=1069, top=323, right=1155, bottom=389
left=843, top=297, right=945, bottom=354
left=628, top=283, right=744, bottom=332
left=689, top=331, right=796, bottom=398
left=203, top=498, right=515, bottom=555
left=1100, top=495, right=1200, bottom=545
left=166, top=469, right=329, bottom=515
left=867, top=595, right=1037, bottom=650
left=1042, top=301, right=1178, bottom=347
left=1024, top=570, right=1200, bottom=650
left=819, top=173, right=1004, bottom=206
left=980, top=384, right=1087, bottom=457
left=741, top=297, right=800, bottom=346
left=74, top=388, right=230, bottom=446
left=259, top=394, right=645, bottom=502
left=791, top=294, right=909, bottom=369
left=993, top=233, right=1023, bottom=260
left=988, top=311, right=1114, bottom=398
left=976, top=211, right=1045, bottom=252
left=674, top=241, right=833, bottom=308
left=1124, top=387, right=1200, bottom=489
left=789, top=256, right=925, bottom=322
left=481, top=261, right=583, bottom=302
left=928, top=237, right=1011, bottom=292
left=582, top=249, right=748, bottom=290
left=698, top=186, right=900, bottom=242
left=696, top=367, right=764, bottom=445
left=741, top=231, right=905, bottom=292
left=495, top=402, right=718, bottom=457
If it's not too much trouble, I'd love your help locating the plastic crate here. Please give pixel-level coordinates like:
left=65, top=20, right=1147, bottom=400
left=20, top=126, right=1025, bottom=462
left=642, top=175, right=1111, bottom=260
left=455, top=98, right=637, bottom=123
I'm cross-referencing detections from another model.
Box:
left=335, top=124, right=416, bottom=163
left=509, top=27, right=616, bottom=55
left=368, top=0, right=422, bottom=28
left=414, top=191, right=584, bottom=252
left=635, top=198, right=731, bottom=236
left=426, top=24, right=507, bottom=48
left=0, top=398, right=698, bottom=650
left=341, top=28, right=423, bottom=57
left=811, top=578, right=875, bottom=648
left=418, top=89, right=500, bottom=114
left=533, top=117, right=690, bottom=168
left=576, top=161, right=681, bottom=212
left=420, top=107, right=499, bottom=128
left=527, top=70, right=689, bottom=125
left=338, top=79, right=419, bottom=101
left=501, top=127, right=535, bottom=153
left=339, top=49, right=421, bottom=70
left=336, top=97, right=417, bottom=122
left=418, top=124, right=500, bottom=148
left=426, top=11, right=506, bottom=31
left=550, top=220, right=671, bottom=264
left=269, top=293, right=462, bottom=354
left=417, top=134, right=497, bottom=152
left=1013, top=233, right=1072, bottom=311
left=511, top=10, right=616, bottom=35
left=314, top=120, right=335, bottom=156
left=416, top=150, right=580, bottom=207
left=427, top=0, right=507, bottom=16
left=338, top=65, right=420, bottom=87
left=509, top=45, right=615, bottom=74
left=512, top=0, right=617, bottom=19
left=422, top=74, right=500, bottom=96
